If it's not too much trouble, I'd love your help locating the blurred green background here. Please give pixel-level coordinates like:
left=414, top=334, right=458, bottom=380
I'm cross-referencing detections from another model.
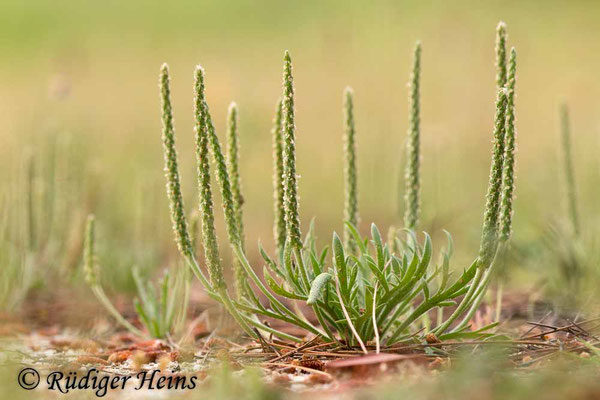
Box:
left=1, top=0, right=599, bottom=299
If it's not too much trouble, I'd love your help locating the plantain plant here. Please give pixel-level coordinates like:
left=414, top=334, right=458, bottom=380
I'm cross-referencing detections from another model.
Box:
left=132, top=266, right=189, bottom=339
left=1, top=135, right=89, bottom=311
left=528, top=102, right=592, bottom=310
left=83, top=215, right=143, bottom=337
left=83, top=214, right=190, bottom=339
left=159, top=23, right=519, bottom=346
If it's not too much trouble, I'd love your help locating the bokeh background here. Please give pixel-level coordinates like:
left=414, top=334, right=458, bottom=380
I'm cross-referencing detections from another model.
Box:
left=1, top=0, right=599, bottom=301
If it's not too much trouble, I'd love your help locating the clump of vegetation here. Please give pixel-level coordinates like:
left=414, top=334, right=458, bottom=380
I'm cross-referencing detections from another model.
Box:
left=132, top=266, right=190, bottom=339
left=83, top=214, right=190, bottom=338
left=83, top=215, right=143, bottom=336
left=157, top=22, right=519, bottom=346
left=1, top=135, right=89, bottom=311
left=525, top=102, right=599, bottom=312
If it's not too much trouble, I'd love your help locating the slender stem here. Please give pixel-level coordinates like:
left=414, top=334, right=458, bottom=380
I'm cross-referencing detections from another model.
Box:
left=183, top=254, right=212, bottom=293
left=454, top=244, right=504, bottom=332
left=432, top=267, right=483, bottom=335
left=236, top=301, right=306, bottom=327
left=92, top=286, right=144, bottom=337
left=335, top=277, right=367, bottom=354
left=495, top=283, right=504, bottom=322
left=25, top=154, right=36, bottom=251
left=560, top=102, right=580, bottom=237
left=372, top=282, right=380, bottom=354
left=311, top=306, right=336, bottom=343
left=218, top=287, right=256, bottom=339
left=388, top=295, right=441, bottom=343
left=240, top=313, right=303, bottom=343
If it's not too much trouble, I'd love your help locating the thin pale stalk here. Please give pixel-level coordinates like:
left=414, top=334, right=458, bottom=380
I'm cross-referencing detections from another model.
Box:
left=372, top=282, right=380, bottom=354
left=26, top=154, right=36, bottom=252
left=495, top=283, right=504, bottom=322
left=92, top=286, right=144, bottom=337
left=218, top=287, right=257, bottom=339
left=240, top=313, right=303, bottom=343
left=560, top=103, right=579, bottom=237
left=432, top=267, right=483, bottom=336
left=335, top=279, right=367, bottom=353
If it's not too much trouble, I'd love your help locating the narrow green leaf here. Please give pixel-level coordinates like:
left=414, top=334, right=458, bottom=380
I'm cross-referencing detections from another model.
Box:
left=264, top=267, right=307, bottom=300
left=332, top=232, right=347, bottom=291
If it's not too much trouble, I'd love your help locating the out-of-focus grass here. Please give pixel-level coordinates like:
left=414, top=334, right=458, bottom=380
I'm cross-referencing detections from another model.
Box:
left=1, top=0, right=600, bottom=298
left=360, top=349, right=600, bottom=400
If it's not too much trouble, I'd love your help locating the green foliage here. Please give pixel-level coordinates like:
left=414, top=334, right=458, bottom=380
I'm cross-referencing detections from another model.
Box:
left=132, top=267, right=189, bottom=339
left=1, top=135, right=90, bottom=311
left=441, top=30, right=518, bottom=332
left=236, top=222, right=487, bottom=344
left=82, top=214, right=143, bottom=336
left=160, top=64, right=259, bottom=339
left=195, top=66, right=250, bottom=316
left=159, top=23, right=519, bottom=345
left=524, top=102, right=590, bottom=311
left=84, top=214, right=190, bottom=338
